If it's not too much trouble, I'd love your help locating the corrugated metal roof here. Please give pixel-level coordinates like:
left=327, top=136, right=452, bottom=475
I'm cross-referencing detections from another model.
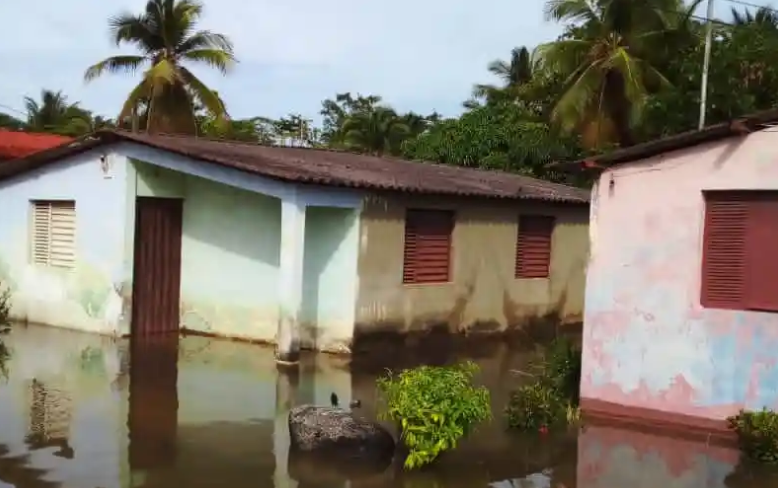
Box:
left=1, top=130, right=590, bottom=204
left=567, top=107, right=778, bottom=171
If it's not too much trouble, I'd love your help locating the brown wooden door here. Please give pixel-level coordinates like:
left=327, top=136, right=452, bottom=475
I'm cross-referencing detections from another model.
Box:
left=132, top=197, right=183, bottom=337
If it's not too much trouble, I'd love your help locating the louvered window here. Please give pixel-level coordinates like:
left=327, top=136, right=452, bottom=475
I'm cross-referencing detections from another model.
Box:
left=701, top=191, right=778, bottom=311
left=31, top=200, right=76, bottom=269
left=402, top=209, right=454, bottom=284
left=516, top=215, right=555, bottom=279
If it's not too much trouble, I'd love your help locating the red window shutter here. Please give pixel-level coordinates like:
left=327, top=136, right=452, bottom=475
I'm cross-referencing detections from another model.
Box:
left=403, top=209, right=454, bottom=284
left=701, top=194, right=748, bottom=309
left=516, top=215, right=555, bottom=279
left=744, top=198, right=778, bottom=311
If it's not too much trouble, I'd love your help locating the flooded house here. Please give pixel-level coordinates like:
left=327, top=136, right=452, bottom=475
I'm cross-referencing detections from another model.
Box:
left=578, top=108, right=778, bottom=434
left=0, top=130, right=589, bottom=360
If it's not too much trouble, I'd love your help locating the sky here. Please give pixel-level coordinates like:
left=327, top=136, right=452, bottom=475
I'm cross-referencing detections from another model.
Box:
left=0, top=0, right=773, bottom=126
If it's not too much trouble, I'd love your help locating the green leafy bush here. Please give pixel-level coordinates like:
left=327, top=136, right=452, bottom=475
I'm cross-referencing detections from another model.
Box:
left=728, top=408, right=778, bottom=464
left=505, top=337, right=581, bottom=431
left=377, top=361, right=491, bottom=470
left=0, top=282, right=11, bottom=379
left=0, top=282, right=9, bottom=327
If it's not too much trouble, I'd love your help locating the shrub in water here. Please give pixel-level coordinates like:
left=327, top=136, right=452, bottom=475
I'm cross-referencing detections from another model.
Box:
left=0, top=282, right=9, bottom=328
left=505, top=337, right=581, bottom=431
left=0, top=282, right=11, bottom=379
left=377, top=361, right=491, bottom=470
left=728, top=408, right=778, bottom=464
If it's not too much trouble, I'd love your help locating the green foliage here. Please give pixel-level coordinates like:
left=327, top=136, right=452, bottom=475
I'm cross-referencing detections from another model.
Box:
left=0, top=282, right=11, bottom=380
left=402, top=102, right=587, bottom=185
left=377, top=361, right=491, bottom=470
left=506, top=337, right=582, bottom=431
left=728, top=409, right=778, bottom=464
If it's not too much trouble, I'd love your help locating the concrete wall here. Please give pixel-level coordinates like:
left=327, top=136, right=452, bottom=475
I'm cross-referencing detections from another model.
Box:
left=301, top=206, right=360, bottom=352
left=131, top=162, right=281, bottom=342
left=582, top=129, right=778, bottom=420
left=130, top=161, right=360, bottom=350
left=354, top=193, right=589, bottom=343
left=0, top=150, right=129, bottom=334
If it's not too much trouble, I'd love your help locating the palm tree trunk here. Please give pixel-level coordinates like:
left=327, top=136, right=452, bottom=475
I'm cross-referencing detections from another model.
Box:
left=131, top=103, right=139, bottom=133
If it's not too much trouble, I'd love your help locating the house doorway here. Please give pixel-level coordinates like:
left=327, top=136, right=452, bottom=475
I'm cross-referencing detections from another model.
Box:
left=131, top=197, right=183, bottom=337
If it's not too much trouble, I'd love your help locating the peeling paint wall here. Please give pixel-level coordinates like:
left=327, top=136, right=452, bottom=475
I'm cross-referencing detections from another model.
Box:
left=0, top=150, right=129, bottom=334
left=355, top=194, right=589, bottom=340
left=583, top=130, right=778, bottom=420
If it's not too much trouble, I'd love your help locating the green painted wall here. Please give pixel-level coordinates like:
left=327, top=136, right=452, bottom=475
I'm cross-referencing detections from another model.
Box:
left=133, top=162, right=281, bottom=341
left=300, top=207, right=359, bottom=352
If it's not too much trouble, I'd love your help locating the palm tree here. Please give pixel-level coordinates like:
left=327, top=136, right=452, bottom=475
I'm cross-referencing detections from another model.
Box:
left=731, top=6, right=778, bottom=28
left=84, top=0, right=236, bottom=135
left=23, top=90, right=87, bottom=134
left=473, top=46, right=534, bottom=103
left=342, top=107, right=410, bottom=156
left=534, top=0, right=701, bottom=149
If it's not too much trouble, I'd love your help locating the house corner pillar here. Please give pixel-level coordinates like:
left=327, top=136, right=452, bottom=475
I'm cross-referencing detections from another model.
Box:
left=276, top=195, right=305, bottom=365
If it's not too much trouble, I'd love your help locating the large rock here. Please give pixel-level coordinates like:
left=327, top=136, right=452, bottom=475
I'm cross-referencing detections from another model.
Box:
left=288, top=405, right=395, bottom=460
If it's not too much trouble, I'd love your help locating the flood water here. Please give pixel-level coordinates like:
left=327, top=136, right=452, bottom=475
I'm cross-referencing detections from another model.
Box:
left=0, top=324, right=774, bottom=488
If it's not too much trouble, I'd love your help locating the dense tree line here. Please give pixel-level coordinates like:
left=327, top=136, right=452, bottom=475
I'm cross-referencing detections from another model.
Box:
left=3, top=0, right=778, bottom=185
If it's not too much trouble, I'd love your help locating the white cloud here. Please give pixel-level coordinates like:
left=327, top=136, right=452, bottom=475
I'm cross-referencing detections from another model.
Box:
left=0, top=0, right=563, bottom=123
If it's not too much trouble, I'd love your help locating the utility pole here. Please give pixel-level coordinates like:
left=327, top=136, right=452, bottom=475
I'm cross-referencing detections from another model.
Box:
left=698, top=0, right=715, bottom=130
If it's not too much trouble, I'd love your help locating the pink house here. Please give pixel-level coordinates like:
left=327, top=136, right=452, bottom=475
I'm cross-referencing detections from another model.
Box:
left=578, top=108, right=778, bottom=436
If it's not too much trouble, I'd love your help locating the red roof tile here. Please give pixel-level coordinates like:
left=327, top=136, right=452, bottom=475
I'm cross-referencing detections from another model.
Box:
left=0, top=130, right=74, bottom=160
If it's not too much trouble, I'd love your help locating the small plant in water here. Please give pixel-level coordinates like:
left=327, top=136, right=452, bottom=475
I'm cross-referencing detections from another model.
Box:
left=728, top=408, right=778, bottom=464
left=377, top=361, right=491, bottom=470
left=0, top=282, right=9, bottom=328
left=0, top=282, right=11, bottom=379
left=505, top=337, right=581, bottom=431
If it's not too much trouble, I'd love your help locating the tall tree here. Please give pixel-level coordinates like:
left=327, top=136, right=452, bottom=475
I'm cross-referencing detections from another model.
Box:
left=534, top=0, right=702, bottom=149
left=319, top=93, right=383, bottom=148
left=342, top=107, right=410, bottom=156
left=23, top=89, right=89, bottom=134
left=84, top=0, right=236, bottom=135
left=403, top=101, right=585, bottom=183
left=472, top=46, right=534, bottom=104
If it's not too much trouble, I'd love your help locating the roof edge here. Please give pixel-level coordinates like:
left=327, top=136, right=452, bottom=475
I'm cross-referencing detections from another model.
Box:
left=559, top=107, right=778, bottom=172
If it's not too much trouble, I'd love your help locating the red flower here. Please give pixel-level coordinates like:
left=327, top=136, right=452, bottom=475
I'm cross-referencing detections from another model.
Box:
left=539, top=425, right=549, bottom=434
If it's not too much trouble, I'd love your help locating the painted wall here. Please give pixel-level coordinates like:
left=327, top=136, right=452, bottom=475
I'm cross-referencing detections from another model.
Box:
left=301, top=206, right=360, bottom=352
left=131, top=162, right=281, bottom=342
left=355, top=194, right=589, bottom=343
left=130, top=161, right=360, bottom=351
left=0, top=150, right=129, bottom=334
left=582, top=129, right=778, bottom=420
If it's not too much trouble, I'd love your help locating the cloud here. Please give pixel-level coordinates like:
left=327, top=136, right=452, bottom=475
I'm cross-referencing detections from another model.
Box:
left=0, top=0, right=563, bottom=124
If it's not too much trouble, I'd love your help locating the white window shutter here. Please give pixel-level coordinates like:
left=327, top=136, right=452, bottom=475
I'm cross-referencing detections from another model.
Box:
left=31, top=201, right=76, bottom=268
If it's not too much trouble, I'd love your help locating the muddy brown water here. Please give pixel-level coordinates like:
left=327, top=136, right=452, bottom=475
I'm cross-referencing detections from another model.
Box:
left=0, top=324, right=773, bottom=488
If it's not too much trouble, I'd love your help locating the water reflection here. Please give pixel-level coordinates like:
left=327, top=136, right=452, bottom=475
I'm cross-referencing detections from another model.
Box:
left=0, top=324, right=776, bottom=487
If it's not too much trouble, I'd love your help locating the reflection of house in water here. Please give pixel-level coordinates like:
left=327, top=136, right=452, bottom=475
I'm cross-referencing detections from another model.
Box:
left=128, top=337, right=179, bottom=470
left=24, top=379, right=74, bottom=459
left=127, top=336, right=280, bottom=488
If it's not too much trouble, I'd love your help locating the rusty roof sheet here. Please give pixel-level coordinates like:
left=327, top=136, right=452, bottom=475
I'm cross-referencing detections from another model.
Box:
left=567, top=107, right=778, bottom=170
left=1, top=130, right=590, bottom=204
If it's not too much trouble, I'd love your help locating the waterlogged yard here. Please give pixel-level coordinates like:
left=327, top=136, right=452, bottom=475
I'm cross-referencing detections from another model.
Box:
left=0, top=324, right=773, bottom=488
